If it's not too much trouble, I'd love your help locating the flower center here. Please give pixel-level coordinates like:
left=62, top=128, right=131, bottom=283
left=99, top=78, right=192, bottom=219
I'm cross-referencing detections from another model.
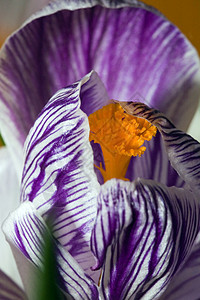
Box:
left=88, top=102, right=157, bottom=182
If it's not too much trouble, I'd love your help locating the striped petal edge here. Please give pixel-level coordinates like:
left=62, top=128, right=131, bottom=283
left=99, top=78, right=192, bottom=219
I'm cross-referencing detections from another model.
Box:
left=119, top=101, right=200, bottom=197
left=20, top=71, right=103, bottom=282
left=91, top=178, right=199, bottom=299
left=126, top=132, right=186, bottom=188
left=3, top=202, right=99, bottom=299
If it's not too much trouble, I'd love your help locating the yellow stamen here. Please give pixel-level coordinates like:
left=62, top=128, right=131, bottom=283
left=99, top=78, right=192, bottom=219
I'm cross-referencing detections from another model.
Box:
left=98, top=269, right=103, bottom=286
left=88, top=102, right=157, bottom=182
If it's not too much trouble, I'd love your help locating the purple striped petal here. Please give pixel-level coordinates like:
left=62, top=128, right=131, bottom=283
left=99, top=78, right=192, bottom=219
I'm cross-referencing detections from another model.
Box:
left=20, top=71, right=102, bottom=282
left=126, top=132, right=186, bottom=188
left=3, top=202, right=99, bottom=299
left=0, top=269, right=27, bottom=300
left=91, top=178, right=199, bottom=299
left=160, top=238, right=200, bottom=300
left=120, top=101, right=200, bottom=196
left=0, top=0, right=199, bottom=171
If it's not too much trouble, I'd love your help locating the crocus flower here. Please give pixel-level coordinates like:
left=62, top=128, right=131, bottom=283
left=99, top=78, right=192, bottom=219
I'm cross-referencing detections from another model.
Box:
left=0, top=0, right=200, bottom=299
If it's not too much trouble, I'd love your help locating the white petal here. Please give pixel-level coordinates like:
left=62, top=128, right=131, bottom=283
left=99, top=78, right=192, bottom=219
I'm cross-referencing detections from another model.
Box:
left=0, top=147, right=22, bottom=288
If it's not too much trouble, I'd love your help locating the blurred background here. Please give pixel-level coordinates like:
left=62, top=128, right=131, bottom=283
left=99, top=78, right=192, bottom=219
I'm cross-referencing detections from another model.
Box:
left=0, top=0, right=200, bottom=144
left=0, top=0, right=51, bottom=46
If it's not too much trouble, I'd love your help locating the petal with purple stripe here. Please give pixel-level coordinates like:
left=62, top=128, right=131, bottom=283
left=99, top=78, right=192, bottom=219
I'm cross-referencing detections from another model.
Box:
left=3, top=201, right=99, bottom=299
left=126, top=132, right=186, bottom=188
left=119, top=101, right=200, bottom=196
left=20, top=72, right=102, bottom=282
left=160, top=237, right=200, bottom=300
left=0, top=269, right=27, bottom=300
left=91, top=178, right=199, bottom=299
left=0, top=0, right=199, bottom=171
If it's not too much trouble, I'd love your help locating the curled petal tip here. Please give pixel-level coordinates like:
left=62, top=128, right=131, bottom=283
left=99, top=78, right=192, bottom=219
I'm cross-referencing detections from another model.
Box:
left=91, top=257, right=102, bottom=271
left=91, top=264, right=101, bottom=271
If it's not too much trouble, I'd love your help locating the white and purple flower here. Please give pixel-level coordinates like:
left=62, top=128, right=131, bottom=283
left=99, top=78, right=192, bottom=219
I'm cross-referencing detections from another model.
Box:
left=0, top=1, right=200, bottom=299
